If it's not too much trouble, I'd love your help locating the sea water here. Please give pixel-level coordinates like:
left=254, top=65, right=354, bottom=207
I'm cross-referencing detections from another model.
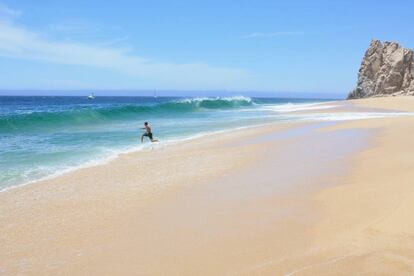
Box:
left=0, top=95, right=408, bottom=191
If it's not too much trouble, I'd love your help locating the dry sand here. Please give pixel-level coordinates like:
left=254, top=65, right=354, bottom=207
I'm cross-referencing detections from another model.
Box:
left=1, top=97, right=414, bottom=275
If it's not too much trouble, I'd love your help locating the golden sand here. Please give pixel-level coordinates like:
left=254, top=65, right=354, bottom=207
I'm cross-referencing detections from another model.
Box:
left=1, top=97, right=414, bottom=275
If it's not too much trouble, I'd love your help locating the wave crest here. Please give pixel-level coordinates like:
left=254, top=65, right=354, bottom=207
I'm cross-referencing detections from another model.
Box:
left=0, top=96, right=255, bottom=132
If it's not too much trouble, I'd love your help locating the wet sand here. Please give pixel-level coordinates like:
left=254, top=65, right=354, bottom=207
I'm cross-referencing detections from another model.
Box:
left=1, top=97, right=414, bottom=275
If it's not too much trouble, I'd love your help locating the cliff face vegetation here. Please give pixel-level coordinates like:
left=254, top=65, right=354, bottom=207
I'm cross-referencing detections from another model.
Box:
left=348, top=40, right=414, bottom=99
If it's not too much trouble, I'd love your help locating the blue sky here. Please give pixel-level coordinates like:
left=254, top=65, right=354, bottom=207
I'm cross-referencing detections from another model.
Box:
left=0, top=0, right=413, bottom=97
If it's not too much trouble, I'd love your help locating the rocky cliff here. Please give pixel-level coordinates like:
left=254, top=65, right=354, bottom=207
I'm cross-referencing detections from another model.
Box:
left=347, top=40, right=414, bottom=99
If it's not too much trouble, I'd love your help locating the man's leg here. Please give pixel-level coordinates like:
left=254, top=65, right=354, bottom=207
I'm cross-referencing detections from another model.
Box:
left=149, top=133, right=158, bottom=142
left=141, top=134, right=144, bottom=143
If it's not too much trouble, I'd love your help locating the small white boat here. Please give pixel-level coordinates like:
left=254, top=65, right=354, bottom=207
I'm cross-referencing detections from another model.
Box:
left=87, top=93, right=95, bottom=99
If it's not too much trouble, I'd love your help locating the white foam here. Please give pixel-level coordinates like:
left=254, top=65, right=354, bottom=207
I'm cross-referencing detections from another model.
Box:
left=175, top=95, right=253, bottom=104
left=262, top=102, right=338, bottom=113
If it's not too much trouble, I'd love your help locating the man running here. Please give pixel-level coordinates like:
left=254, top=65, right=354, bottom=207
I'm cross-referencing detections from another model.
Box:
left=141, top=122, right=158, bottom=143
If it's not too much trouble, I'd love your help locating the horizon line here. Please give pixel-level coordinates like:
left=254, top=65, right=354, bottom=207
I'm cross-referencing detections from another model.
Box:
left=0, top=90, right=345, bottom=99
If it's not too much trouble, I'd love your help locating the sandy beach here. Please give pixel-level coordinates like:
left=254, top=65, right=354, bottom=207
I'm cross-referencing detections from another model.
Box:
left=2, top=97, right=414, bottom=275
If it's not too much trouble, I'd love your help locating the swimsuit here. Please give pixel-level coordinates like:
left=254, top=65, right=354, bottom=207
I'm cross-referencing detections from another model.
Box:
left=143, top=132, right=153, bottom=140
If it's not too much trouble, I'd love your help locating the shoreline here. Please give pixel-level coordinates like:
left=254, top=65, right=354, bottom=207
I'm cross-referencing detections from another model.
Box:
left=2, top=97, right=414, bottom=274
left=0, top=98, right=339, bottom=193
left=0, top=120, right=304, bottom=194
left=2, top=98, right=409, bottom=194
left=0, top=98, right=334, bottom=193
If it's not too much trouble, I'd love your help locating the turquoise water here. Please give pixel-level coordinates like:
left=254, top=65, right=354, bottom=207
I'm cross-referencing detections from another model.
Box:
left=2, top=95, right=389, bottom=190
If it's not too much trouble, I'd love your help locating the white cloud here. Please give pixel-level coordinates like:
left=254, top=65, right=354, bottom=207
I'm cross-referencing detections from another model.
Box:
left=243, top=31, right=305, bottom=38
left=0, top=4, right=254, bottom=89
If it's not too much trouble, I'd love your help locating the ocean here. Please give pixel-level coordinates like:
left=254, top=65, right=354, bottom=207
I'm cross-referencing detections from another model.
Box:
left=0, top=95, right=405, bottom=191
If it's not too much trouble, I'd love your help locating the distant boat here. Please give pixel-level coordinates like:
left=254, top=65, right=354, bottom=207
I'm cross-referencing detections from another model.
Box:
left=87, top=93, right=95, bottom=99
left=153, top=90, right=157, bottom=98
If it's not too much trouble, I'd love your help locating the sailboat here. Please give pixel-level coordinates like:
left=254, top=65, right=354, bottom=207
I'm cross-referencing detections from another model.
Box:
left=87, top=93, right=95, bottom=99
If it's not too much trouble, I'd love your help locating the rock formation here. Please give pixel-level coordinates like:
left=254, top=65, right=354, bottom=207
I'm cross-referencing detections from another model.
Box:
left=347, top=39, right=414, bottom=99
